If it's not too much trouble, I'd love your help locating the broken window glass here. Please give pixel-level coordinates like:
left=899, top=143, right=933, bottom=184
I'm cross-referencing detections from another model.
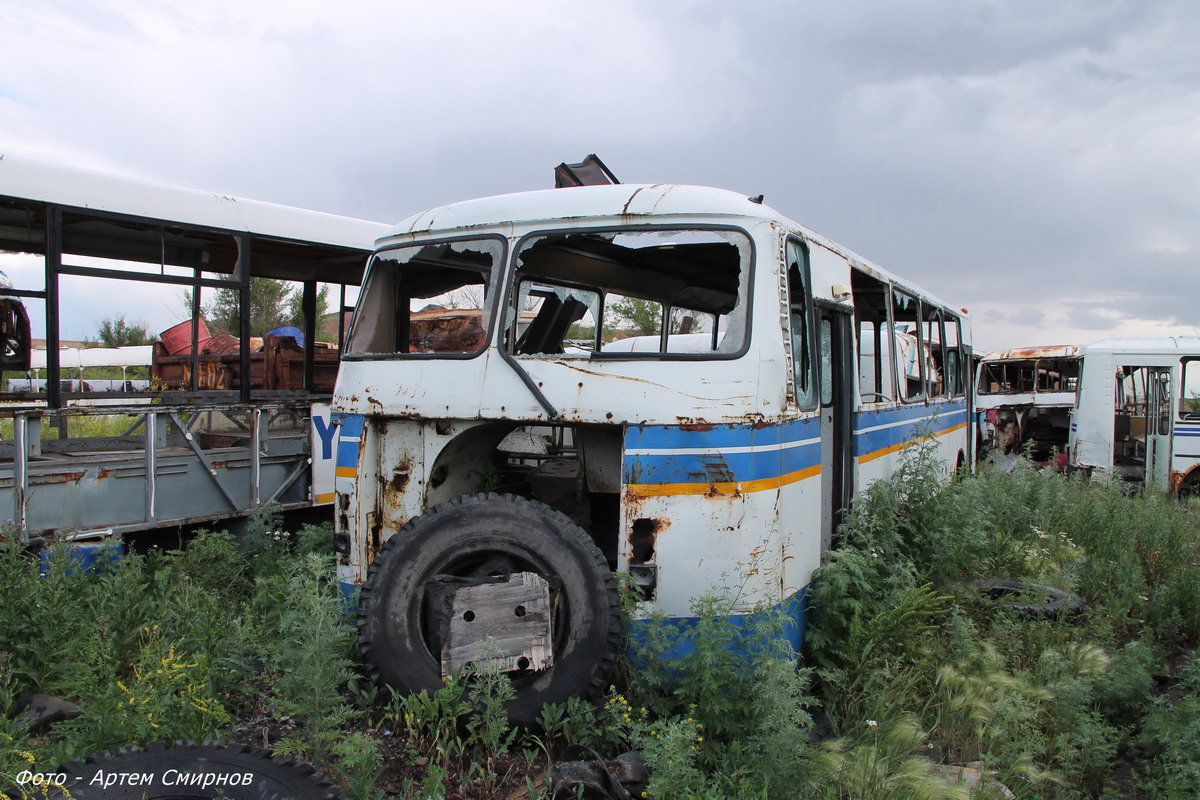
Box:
left=851, top=268, right=894, bottom=403
left=943, top=315, right=963, bottom=397
left=892, top=288, right=924, bottom=402
left=786, top=239, right=816, bottom=409
left=506, top=228, right=750, bottom=357
left=980, top=358, right=1080, bottom=395
left=346, top=238, right=502, bottom=356
left=923, top=305, right=945, bottom=398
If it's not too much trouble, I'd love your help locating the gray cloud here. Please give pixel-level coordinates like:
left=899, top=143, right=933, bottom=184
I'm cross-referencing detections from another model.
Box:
left=0, top=0, right=1197, bottom=349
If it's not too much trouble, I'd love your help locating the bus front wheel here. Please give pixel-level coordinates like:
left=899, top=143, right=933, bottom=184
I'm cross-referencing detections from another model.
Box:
left=357, top=492, right=621, bottom=726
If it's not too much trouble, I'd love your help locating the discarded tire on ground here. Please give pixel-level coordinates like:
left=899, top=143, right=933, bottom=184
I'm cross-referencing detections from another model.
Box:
left=358, top=492, right=622, bottom=727
left=958, top=578, right=1086, bottom=620
left=10, top=742, right=345, bottom=800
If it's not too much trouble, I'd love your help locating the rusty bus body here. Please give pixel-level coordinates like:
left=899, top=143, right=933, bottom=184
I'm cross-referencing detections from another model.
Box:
left=333, top=182, right=973, bottom=720
left=975, top=344, right=1082, bottom=464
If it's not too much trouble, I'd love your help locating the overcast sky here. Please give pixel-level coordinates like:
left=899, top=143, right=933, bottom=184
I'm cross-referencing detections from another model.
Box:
left=1, top=0, right=1198, bottom=350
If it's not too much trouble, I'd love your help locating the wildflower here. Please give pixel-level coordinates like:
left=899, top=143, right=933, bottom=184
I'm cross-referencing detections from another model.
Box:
left=866, top=719, right=878, bottom=727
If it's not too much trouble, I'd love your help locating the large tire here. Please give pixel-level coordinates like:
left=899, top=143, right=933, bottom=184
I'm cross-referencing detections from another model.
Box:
left=358, top=493, right=621, bottom=726
left=959, top=578, right=1086, bottom=620
left=11, top=742, right=344, bottom=800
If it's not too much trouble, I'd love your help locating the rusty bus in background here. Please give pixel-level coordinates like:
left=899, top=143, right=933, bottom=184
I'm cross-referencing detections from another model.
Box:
left=332, top=164, right=974, bottom=722
left=975, top=344, right=1082, bottom=466
left=0, top=154, right=390, bottom=542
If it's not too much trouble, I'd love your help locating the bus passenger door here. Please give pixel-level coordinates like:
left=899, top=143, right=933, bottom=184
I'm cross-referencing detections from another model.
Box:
left=819, top=307, right=854, bottom=550
left=1146, top=367, right=1173, bottom=491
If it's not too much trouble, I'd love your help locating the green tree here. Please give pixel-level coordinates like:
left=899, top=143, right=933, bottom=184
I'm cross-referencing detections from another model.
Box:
left=610, top=296, right=662, bottom=336
left=187, top=280, right=327, bottom=338
left=91, top=315, right=154, bottom=347
left=285, top=284, right=330, bottom=340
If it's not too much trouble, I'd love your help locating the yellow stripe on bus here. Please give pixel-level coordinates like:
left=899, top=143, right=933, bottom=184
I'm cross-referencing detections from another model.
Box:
left=335, top=466, right=358, bottom=478
left=626, top=464, right=821, bottom=498
left=314, top=492, right=336, bottom=504
left=857, top=421, right=967, bottom=465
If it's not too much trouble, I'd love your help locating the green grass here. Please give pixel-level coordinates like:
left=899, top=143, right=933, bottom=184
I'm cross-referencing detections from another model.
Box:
left=1, top=451, right=1199, bottom=799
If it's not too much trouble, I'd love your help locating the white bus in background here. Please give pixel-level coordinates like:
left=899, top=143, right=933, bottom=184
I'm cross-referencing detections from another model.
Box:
left=9, top=345, right=154, bottom=396
left=1069, top=336, right=1200, bottom=494
left=975, top=344, right=1083, bottom=465
left=333, top=163, right=974, bottom=723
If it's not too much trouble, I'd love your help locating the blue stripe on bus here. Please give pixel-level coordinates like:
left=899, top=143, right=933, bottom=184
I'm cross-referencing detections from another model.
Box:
left=623, top=419, right=822, bottom=487
left=624, top=441, right=823, bottom=486
left=625, top=417, right=821, bottom=450
left=333, top=412, right=365, bottom=438
left=853, top=402, right=968, bottom=459
left=336, top=440, right=361, bottom=470
left=626, top=587, right=808, bottom=663
left=854, top=400, right=967, bottom=428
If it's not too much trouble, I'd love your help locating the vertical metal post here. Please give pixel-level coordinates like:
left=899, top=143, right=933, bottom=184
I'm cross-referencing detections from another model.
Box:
left=45, top=208, right=62, bottom=410
left=338, top=284, right=347, bottom=348
left=189, top=254, right=202, bottom=393
left=144, top=411, right=157, bottom=523
left=302, top=280, right=317, bottom=391
left=238, top=234, right=252, bottom=403
left=13, top=415, right=27, bottom=539
left=250, top=407, right=263, bottom=507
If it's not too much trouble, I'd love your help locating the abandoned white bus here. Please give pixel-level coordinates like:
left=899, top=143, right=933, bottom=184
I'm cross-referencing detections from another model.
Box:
left=331, top=183, right=972, bottom=721
left=1069, top=336, right=1200, bottom=494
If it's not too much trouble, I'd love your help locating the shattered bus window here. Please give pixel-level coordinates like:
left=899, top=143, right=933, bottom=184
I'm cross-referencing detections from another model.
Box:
left=505, top=228, right=750, bottom=357
left=347, top=238, right=503, bottom=356
left=892, top=288, right=924, bottom=401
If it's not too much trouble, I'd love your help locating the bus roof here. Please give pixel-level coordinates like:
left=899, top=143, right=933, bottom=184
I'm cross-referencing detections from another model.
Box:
left=981, top=345, right=1083, bottom=362
left=1083, top=336, right=1200, bottom=355
left=384, top=183, right=966, bottom=317
left=0, top=153, right=390, bottom=250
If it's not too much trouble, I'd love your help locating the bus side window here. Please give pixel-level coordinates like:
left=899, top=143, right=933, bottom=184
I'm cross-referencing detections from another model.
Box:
left=850, top=267, right=893, bottom=403
left=944, top=314, right=963, bottom=396
left=924, top=305, right=945, bottom=398
left=785, top=239, right=816, bottom=409
left=1181, top=359, right=1200, bottom=419
left=892, top=288, right=924, bottom=402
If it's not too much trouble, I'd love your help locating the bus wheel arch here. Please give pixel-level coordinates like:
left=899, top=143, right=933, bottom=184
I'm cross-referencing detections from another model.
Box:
left=423, top=422, right=519, bottom=507
left=357, top=492, right=621, bottom=726
left=1174, top=466, right=1200, bottom=498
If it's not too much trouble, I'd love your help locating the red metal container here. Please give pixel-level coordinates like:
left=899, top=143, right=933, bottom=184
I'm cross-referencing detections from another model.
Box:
left=159, top=319, right=211, bottom=355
